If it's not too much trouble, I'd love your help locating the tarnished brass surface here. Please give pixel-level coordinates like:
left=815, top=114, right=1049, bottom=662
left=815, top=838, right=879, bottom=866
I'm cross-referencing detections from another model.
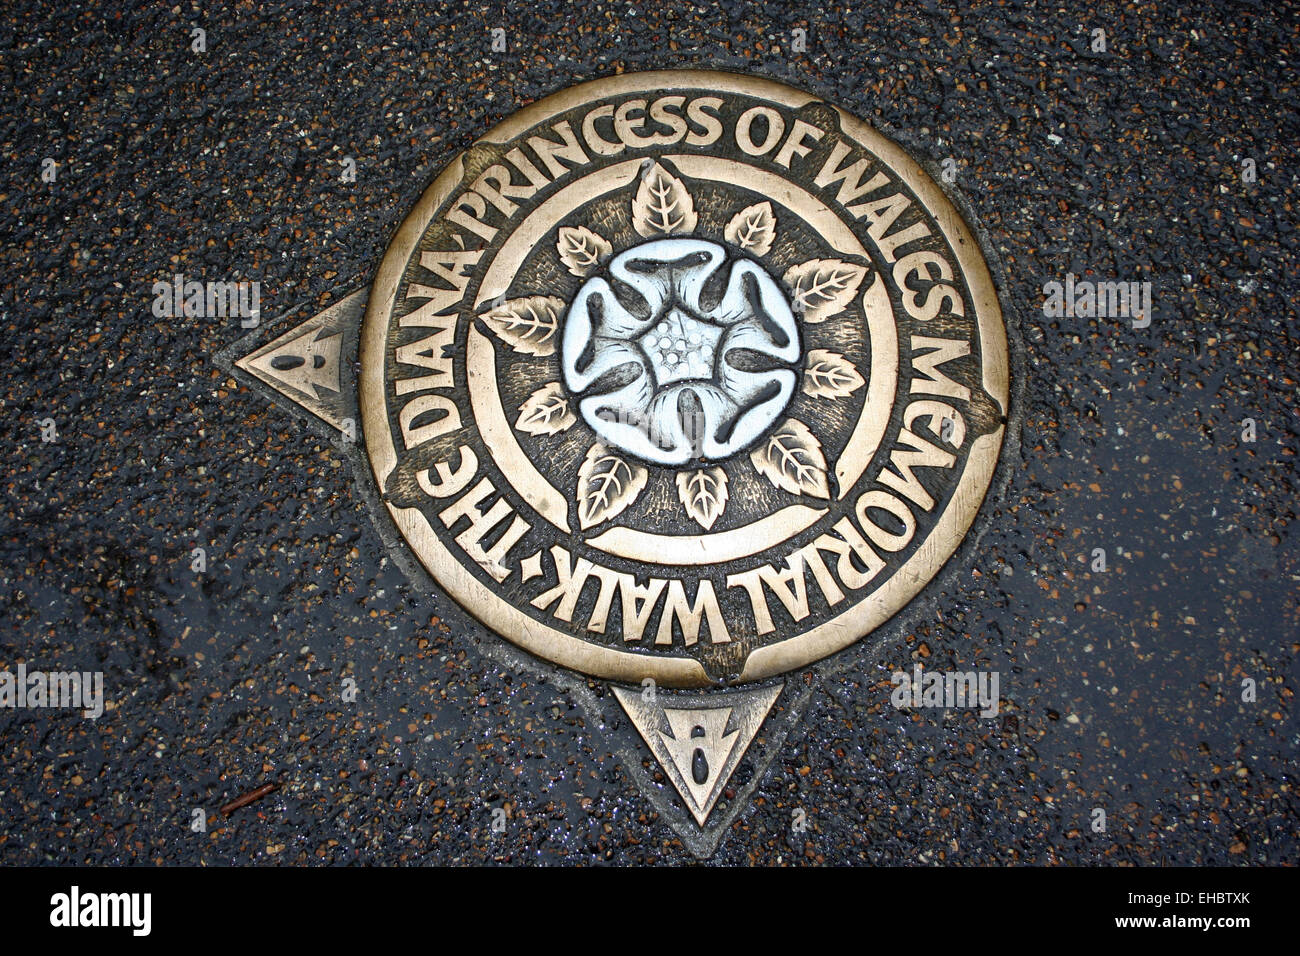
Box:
left=358, top=71, right=1010, bottom=688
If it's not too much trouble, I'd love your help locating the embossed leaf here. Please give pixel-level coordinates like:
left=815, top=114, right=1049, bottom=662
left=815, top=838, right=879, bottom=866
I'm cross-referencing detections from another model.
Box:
left=577, top=444, right=648, bottom=530
left=782, top=259, right=868, bottom=324
left=675, top=467, right=729, bottom=531
left=802, top=349, right=866, bottom=399
left=480, top=295, right=564, bottom=357
left=515, top=382, right=576, bottom=435
left=750, top=418, right=830, bottom=498
left=556, top=226, right=612, bottom=277
left=724, top=201, right=777, bottom=257
left=632, top=162, right=698, bottom=238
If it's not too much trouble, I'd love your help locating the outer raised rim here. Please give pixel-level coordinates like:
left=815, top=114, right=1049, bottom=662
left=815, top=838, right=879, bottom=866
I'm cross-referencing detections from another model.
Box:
left=360, top=70, right=1009, bottom=688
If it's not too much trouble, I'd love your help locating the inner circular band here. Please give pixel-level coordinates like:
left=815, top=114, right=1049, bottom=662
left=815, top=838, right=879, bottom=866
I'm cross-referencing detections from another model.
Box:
left=469, top=155, right=897, bottom=564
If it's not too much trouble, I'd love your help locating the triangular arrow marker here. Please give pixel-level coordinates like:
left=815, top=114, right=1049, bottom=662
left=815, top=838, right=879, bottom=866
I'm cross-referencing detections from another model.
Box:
left=613, top=682, right=782, bottom=826
left=230, top=287, right=367, bottom=432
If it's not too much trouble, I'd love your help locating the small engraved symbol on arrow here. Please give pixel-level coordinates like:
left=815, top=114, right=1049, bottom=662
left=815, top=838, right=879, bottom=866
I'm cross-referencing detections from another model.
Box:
left=247, top=327, right=342, bottom=398
left=660, top=708, right=738, bottom=814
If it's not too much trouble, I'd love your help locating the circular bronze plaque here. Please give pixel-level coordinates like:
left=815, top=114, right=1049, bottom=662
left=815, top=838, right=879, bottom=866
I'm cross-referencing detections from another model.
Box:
left=360, top=71, right=1009, bottom=687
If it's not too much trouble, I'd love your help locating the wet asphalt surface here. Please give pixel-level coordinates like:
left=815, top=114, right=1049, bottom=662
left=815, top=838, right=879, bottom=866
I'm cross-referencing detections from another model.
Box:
left=0, top=1, right=1296, bottom=865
